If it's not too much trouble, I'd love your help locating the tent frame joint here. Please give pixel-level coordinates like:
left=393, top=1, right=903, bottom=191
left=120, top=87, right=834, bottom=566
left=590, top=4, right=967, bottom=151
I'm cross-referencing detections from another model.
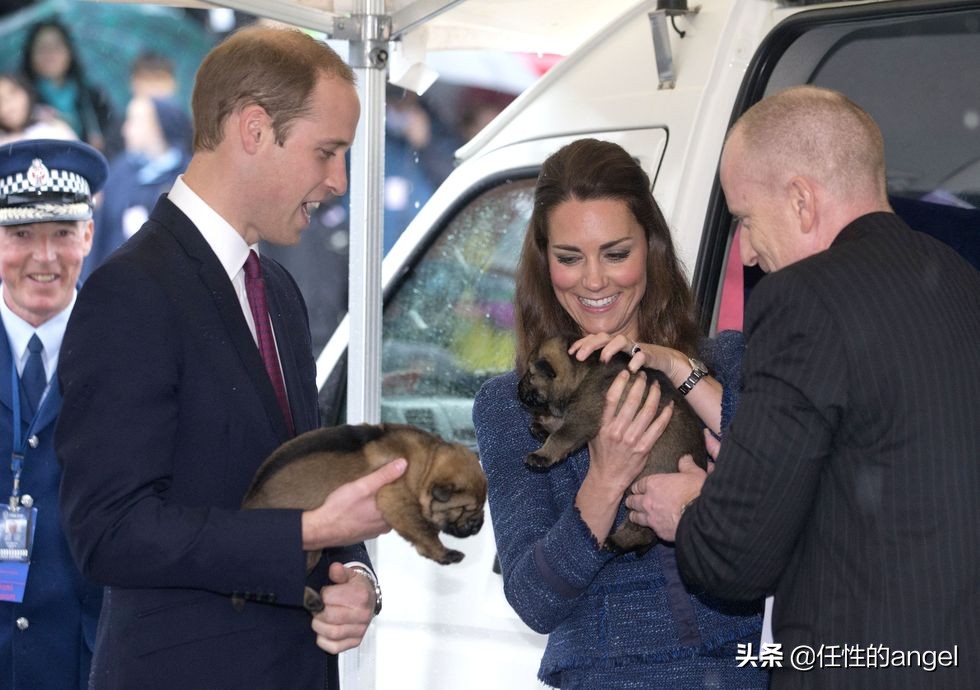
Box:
left=332, top=13, right=392, bottom=69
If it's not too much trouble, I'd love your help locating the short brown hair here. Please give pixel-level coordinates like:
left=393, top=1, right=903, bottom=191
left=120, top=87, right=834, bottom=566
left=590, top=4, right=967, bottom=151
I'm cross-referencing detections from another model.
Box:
left=514, top=138, right=700, bottom=371
left=191, top=26, right=355, bottom=152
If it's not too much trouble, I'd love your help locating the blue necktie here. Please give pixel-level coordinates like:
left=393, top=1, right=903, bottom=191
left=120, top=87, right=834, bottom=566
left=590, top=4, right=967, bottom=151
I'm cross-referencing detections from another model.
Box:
left=22, top=334, right=46, bottom=415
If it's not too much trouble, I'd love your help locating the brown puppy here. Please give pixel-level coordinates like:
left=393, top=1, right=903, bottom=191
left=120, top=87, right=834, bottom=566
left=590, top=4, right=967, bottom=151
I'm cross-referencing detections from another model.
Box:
left=518, top=336, right=707, bottom=554
left=242, top=423, right=487, bottom=612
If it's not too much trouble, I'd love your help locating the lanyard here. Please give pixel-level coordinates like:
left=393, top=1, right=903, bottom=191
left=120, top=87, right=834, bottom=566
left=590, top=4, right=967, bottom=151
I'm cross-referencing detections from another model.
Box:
left=9, top=358, right=46, bottom=508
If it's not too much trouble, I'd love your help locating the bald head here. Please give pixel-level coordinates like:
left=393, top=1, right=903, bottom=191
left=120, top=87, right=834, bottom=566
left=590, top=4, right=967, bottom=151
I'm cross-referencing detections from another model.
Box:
left=719, top=86, right=895, bottom=272
left=727, top=86, right=888, bottom=206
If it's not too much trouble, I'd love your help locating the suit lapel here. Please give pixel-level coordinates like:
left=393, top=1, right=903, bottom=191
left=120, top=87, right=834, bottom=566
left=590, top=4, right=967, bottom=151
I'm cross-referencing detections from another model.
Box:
left=32, top=372, right=61, bottom=433
left=156, top=199, right=290, bottom=442
left=0, top=321, right=16, bottom=423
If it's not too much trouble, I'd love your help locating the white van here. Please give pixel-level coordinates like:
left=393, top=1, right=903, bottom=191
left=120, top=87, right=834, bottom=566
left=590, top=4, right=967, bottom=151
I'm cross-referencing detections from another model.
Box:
left=311, top=0, right=980, bottom=687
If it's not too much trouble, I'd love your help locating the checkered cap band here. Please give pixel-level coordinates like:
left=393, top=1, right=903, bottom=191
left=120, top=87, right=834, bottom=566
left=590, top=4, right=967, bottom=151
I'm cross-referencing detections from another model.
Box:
left=0, top=168, right=92, bottom=198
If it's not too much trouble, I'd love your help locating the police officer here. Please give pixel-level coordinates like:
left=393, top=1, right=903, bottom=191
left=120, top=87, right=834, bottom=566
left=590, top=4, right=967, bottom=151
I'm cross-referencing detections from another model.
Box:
left=0, top=139, right=107, bottom=688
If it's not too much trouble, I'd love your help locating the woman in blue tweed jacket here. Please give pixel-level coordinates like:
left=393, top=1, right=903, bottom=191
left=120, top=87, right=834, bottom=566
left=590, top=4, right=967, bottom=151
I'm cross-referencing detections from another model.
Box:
left=472, top=139, right=766, bottom=689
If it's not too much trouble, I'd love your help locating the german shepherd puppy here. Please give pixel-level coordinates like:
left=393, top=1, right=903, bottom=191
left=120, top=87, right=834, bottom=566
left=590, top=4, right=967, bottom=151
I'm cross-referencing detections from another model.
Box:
left=242, top=423, right=487, bottom=612
left=517, top=336, right=707, bottom=554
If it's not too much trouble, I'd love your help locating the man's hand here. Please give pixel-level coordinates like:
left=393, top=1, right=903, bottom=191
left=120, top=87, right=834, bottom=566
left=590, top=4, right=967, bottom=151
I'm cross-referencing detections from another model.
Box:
left=704, top=428, right=721, bottom=460
left=302, top=458, right=407, bottom=550
left=311, top=562, right=377, bottom=654
left=625, top=455, right=707, bottom=542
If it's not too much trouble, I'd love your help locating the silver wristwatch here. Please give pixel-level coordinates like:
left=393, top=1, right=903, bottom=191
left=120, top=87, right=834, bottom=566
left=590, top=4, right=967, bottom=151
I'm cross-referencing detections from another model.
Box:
left=347, top=565, right=382, bottom=615
left=678, top=357, right=708, bottom=395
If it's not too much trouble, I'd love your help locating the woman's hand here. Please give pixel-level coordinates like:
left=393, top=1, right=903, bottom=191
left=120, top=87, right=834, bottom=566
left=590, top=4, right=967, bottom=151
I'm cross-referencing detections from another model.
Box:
left=575, top=369, right=674, bottom=542
left=569, top=332, right=634, bottom=364
left=569, top=332, right=686, bottom=378
left=590, top=370, right=672, bottom=490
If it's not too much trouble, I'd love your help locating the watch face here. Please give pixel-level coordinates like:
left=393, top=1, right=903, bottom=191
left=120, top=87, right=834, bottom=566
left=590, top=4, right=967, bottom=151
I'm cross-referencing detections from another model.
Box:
left=689, top=357, right=708, bottom=374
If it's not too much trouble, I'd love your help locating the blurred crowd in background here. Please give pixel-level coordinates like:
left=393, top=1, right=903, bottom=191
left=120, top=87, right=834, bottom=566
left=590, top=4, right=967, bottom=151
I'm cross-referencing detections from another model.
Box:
left=0, top=0, right=553, bottom=351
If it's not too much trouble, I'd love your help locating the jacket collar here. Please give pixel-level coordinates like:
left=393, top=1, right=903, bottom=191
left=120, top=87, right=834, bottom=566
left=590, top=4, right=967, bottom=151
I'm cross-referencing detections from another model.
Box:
left=151, top=197, right=294, bottom=442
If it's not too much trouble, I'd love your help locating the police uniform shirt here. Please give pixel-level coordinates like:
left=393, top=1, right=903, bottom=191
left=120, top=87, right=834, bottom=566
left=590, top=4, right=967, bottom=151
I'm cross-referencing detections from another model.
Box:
left=0, top=290, right=75, bottom=383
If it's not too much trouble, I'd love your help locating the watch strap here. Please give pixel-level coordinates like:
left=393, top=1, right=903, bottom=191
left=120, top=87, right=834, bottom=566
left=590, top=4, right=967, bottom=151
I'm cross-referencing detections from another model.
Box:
left=678, top=357, right=708, bottom=395
left=346, top=564, right=382, bottom=615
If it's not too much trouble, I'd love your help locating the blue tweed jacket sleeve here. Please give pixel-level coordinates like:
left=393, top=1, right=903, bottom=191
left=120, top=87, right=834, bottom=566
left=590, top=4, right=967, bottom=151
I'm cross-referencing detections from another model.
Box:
left=699, top=329, right=746, bottom=435
left=473, top=371, right=616, bottom=633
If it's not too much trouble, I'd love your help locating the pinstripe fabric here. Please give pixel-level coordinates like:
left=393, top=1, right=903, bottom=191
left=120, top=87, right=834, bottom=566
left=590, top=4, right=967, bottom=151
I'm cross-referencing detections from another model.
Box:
left=676, top=213, right=980, bottom=689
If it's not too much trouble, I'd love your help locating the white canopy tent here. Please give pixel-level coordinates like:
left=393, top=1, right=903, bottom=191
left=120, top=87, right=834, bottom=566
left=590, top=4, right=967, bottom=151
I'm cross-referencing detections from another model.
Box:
left=98, top=2, right=647, bottom=686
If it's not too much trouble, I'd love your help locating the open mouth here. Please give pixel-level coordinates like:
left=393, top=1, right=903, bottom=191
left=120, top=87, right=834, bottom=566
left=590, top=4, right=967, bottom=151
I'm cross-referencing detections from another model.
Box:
left=301, top=201, right=320, bottom=222
left=578, top=294, right=618, bottom=309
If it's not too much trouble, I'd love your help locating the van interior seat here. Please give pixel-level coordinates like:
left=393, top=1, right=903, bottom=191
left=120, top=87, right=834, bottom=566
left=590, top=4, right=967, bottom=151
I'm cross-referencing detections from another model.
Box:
left=889, top=195, right=980, bottom=271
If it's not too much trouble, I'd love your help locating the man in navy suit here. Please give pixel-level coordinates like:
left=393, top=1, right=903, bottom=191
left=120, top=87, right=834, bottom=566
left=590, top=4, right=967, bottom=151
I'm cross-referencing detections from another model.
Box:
left=55, top=28, right=406, bottom=689
left=628, top=86, right=979, bottom=688
left=0, top=138, right=108, bottom=688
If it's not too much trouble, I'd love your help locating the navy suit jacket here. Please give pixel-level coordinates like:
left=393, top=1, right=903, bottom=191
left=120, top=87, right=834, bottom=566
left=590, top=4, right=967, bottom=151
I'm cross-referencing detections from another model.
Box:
left=1, top=315, right=101, bottom=688
left=56, top=197, right=367, bottom=689
left=676, top=213, right=980, bottom=689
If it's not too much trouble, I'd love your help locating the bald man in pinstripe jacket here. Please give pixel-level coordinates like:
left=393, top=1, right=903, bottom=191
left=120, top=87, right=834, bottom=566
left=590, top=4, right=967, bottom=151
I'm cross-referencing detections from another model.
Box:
left=627, top=86, right=979, bottom=689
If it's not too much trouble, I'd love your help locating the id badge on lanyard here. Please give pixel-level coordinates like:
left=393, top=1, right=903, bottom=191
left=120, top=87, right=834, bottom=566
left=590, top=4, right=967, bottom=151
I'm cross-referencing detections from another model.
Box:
left=2, top=359, right=42, bottom=602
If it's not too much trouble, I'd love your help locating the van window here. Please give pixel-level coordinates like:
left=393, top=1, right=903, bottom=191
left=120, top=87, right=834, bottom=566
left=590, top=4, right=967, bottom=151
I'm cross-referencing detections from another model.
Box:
left=379, top=177, right=536, bottom=445
left=712, top=5, right=980, bottom=331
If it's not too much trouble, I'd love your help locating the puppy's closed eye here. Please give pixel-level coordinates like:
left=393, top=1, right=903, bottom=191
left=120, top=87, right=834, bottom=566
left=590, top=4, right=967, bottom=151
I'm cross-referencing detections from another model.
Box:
left=534, top=359, right=557, bottom=379
left=432, top=484, right=454, bottom=502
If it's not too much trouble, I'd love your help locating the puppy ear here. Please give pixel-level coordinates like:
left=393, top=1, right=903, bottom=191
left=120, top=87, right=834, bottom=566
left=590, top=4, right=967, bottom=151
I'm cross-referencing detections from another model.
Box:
left=431, top=484, right=454, bottom=503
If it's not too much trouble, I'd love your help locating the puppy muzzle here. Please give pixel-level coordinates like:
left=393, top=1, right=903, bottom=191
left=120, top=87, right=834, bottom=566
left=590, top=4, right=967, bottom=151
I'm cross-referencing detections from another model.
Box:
left=518, top=374, right=546, bottom=408
left=444, top=510, right=484, bottom=538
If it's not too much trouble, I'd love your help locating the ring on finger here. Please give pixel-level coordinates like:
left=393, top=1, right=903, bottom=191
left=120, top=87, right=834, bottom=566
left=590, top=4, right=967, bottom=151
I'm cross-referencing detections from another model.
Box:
left=630, top=342, right=642, bottom=356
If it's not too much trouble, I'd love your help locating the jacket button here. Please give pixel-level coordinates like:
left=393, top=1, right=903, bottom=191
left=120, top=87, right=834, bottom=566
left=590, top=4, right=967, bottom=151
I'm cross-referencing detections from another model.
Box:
left=15, top=617, right=29, bottom=630
left=20, top=494, right=33, bottom=508
left=28, top=435, right=39, bottom=449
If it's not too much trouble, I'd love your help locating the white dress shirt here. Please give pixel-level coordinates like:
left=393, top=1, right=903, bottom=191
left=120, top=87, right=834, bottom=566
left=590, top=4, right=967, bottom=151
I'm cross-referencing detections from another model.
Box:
left=167, top=176, right=261, bottom=342
left=1, top=289, right=75, bottom=382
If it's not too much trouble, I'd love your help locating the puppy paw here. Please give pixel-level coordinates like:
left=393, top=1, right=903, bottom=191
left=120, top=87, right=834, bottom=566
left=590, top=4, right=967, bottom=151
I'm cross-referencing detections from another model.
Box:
left=303, top=586, right=325, bottom=614
left=529, top=422, right=549, bottom=442
left=524, top=452, right=555, bottom=471
left=602, top=536, right=628, bottom=554
left=439, top=549, right=465, bottom=565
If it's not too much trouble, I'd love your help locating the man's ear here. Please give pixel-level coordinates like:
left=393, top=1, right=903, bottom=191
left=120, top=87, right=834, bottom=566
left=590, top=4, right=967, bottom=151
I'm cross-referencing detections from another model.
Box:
left=238, top=104, right=270, bottom=154
left=788, top=176, right=817, bottom=234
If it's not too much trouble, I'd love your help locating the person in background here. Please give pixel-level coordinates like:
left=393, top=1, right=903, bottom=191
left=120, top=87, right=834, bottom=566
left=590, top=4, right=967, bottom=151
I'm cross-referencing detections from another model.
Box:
left=20, top=20, right=117, bottom=153
left=473, top=138, right=766, bottom=689
left=0, top=138, right=108, bottom=688
left=0, top=72, right=76, bottom=145
left=55, top=27, right=405, bottom=689
left=128, top=51, right=178, bottom=100
left=83, top=95, right=192, bottom=279
left=628, top=85, right=980, bottom=689
left=383, top=87, right=433, bottom=253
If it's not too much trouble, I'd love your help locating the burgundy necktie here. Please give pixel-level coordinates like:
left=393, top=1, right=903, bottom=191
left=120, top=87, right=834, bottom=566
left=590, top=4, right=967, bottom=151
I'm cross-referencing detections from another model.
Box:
left=243, top=251, right=295, bottom=437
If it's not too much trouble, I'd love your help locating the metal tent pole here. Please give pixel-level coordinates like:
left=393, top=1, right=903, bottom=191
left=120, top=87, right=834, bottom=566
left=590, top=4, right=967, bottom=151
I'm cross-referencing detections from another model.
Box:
left=339, top=1, right=389, bottom=687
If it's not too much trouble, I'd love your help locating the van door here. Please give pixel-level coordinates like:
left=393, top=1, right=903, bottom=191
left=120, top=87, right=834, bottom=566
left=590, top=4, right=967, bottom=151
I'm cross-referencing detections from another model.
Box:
left=698, top=0, right=980, bottom=331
